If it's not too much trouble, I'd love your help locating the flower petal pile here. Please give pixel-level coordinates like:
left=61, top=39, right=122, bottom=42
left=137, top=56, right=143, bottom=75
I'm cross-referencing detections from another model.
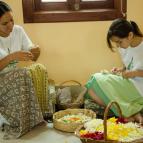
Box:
left=58, top=113, right=92, bottom=123
left=79, top=117, right=143, bottom=142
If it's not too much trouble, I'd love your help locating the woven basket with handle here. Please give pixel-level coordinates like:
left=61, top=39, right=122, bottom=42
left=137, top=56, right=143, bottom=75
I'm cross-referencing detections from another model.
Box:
left=56, top=80, right=87, bottom=110
left=75, top=101, right=143, bottom=143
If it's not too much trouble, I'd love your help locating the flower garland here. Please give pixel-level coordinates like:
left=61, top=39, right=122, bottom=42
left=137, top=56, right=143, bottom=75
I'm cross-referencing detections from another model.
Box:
left=79, top=117, right=143, bottom=142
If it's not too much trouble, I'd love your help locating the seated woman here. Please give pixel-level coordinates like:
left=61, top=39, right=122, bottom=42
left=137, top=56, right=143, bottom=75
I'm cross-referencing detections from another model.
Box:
left=0, top=1, right=47, bottom=139
left=85, top=18, right=143, bottom=124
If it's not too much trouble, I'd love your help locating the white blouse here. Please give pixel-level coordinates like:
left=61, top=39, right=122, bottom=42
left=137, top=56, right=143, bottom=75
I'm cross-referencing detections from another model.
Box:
left=119, top=41, right=143, bottom=97
left=0, top=25, right=34, bottom=73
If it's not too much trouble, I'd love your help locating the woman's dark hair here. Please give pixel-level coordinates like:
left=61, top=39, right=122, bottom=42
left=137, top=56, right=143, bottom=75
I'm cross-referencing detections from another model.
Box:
left=107, top=18, right=143, bottom=51
left=0, top=1, right=11, bottom=17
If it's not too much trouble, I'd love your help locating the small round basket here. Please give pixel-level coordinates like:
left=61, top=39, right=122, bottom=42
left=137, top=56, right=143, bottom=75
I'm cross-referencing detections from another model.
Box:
left=75, top=101, right=143, bottom=143
left=53, top=108, right=96, bottom=133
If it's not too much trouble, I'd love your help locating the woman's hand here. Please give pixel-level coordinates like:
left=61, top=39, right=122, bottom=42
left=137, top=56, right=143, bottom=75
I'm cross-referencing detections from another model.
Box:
left=30, top=46, right=40, bottom=61
left=10, top=51, right=34, bottom=61
left=111, top=67, right=123, bottom=74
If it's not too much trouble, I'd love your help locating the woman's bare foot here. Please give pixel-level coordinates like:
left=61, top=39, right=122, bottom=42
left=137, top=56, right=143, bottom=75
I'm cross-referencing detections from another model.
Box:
left=125, top=116, right=135, bottom=122
left=125, top=113, right=143, bottom=125
left=134, top=113, right=143, bottom=125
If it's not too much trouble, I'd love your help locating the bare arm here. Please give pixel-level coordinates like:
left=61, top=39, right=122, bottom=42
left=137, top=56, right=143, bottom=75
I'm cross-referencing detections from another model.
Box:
left=122, top=70, right=143, bottom=78
left=0, top=55, right=12, bottom=71
left=0, top=51, right=33, bottom=71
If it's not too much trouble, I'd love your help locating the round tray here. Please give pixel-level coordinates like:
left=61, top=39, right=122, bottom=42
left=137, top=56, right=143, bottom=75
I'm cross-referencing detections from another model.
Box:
left=53, top=108, right=96, bottom=132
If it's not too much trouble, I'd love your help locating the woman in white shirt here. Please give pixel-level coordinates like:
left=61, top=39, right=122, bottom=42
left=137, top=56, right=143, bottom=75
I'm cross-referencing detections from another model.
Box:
left=85, top=18, right=143, bottom=124
left=0, top=1, right=46, bottom=139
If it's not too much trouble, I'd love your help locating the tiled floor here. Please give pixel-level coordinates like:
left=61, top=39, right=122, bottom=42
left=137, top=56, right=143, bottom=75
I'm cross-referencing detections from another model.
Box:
left=0, top=123, right=82, bottom=143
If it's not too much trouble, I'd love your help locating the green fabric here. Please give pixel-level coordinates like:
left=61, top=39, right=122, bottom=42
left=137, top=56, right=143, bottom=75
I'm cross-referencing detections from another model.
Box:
left=84, top=92, right=91, bottom=99
left=86, top=73, right=143, bottom=117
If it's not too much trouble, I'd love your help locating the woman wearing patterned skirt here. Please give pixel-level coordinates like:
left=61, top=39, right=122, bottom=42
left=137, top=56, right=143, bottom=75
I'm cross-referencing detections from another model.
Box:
left=0, top=1, right=48, bottom=139
left=86, top=19, right=143, bottom=124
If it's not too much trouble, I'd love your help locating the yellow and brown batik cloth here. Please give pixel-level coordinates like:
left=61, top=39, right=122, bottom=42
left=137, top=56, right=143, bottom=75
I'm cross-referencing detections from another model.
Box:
left=0, top=68, right=43, bottom=139
left=27, top=63, right=49, bottom=117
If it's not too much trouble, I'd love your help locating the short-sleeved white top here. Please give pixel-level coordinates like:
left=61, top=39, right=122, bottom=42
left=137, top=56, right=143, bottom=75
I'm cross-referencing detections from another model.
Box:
left=0, top=25, right=34, bottom=73
left=118, top=41, right=143, bottom=97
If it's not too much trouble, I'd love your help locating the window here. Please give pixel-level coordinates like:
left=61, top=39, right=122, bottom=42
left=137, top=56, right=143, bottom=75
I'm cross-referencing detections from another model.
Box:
left=22, top=0, right=127, bottom=23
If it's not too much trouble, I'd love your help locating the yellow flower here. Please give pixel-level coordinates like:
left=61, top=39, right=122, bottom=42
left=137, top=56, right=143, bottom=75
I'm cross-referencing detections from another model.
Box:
left=107, top=117, right=117, bottom=123
left=108, top=133, right=119, bottom=140
left=80, top=130, right=88, bottom=135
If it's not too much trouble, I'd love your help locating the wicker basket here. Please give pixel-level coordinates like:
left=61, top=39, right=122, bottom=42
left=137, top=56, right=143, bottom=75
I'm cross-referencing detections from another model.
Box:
left=53, top=108, right=96, bottom=132
left=56, top=80, right=87, bottom=110
left=75, top=101, right=143, bottom=143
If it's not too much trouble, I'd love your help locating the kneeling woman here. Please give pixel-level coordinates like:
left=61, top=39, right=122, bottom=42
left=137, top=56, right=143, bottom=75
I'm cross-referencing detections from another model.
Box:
left=86, top=19, right=143, bottom=124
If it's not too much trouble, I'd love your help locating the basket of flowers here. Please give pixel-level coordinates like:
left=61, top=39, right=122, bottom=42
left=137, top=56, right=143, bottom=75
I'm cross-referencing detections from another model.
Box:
left=53, top=108, right=96, bottom=132
left=56, top=80, right=87, bottom=110
left=75, top=101, right=143, bottom=143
